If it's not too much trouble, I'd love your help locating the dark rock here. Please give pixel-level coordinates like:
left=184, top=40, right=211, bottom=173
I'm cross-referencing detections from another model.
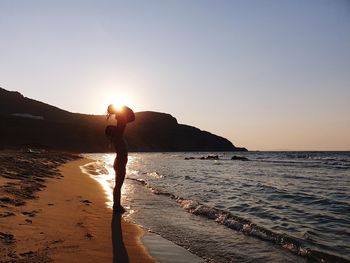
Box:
left=200, top=155, right=219, bottom=160
left=231, top=155, right=249, bottom=161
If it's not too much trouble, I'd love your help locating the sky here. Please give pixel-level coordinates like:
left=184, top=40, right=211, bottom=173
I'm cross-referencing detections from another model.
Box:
left=0, top=0, right=349, bottom=151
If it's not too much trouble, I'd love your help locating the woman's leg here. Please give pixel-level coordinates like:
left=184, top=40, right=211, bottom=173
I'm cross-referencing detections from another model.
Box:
left=113, top=156, right=127, bottom=210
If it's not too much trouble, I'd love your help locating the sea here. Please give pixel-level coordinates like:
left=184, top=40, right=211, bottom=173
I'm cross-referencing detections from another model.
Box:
left=81, top=151, right=350, bottom=263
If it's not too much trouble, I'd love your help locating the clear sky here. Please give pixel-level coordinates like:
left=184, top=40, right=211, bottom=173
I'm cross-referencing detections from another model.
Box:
left=1, top=0, right=349, bottom=150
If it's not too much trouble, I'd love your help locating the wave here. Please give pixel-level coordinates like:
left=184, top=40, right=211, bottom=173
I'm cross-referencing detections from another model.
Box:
left=127, top=177, right=350, bottom=263
left=80, top=161, right=109, bottom=175
left=80, top=161, right=114, bottom=208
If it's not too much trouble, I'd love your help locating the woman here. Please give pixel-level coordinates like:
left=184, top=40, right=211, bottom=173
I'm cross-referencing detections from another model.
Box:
left=105, top=104, right=135, bottom=213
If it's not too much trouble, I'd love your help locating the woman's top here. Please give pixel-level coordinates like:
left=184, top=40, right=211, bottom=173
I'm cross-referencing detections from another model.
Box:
left=113, top=121, right=128, bottom=162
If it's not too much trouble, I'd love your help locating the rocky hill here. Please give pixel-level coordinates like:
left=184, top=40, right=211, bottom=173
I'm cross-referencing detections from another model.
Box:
left=0, top=87, right=247, bottom=152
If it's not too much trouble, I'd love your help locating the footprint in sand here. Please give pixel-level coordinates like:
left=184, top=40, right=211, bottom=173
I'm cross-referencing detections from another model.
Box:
left=21, top=210, right=39, bottom=217
left=85, top=233, right=93, bottom=240
left=19, top=251, right=34, bottom=257
left=0, top=212, right=15, bottom=218
left=80, top=199, right=93, bottom=206
left=0, top=232, right=15, bottom=244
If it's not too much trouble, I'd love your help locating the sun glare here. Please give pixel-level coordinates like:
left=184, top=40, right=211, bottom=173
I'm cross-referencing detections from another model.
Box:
left=111, top=103, right=124, bottom=112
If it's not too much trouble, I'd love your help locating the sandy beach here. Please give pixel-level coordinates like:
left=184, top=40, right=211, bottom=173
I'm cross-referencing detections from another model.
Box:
left=0, top=153, right=155, bottom=263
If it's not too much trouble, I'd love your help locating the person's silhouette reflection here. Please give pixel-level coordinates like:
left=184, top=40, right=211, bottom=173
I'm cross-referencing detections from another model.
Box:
left=111, top=211, right=129, bottom=263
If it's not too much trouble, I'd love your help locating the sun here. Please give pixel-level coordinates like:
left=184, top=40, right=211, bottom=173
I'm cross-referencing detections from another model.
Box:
left=98, top=88, right=137, bottom=115
left=109, top=101, right=124, bottom=112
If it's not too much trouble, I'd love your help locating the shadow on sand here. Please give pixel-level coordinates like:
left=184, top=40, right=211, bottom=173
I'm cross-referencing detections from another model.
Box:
left=111, top=211, right=129, bottom=263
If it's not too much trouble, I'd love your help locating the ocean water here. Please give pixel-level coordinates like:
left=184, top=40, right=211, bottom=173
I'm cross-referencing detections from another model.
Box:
left=82, top=152, right=350, bottom=263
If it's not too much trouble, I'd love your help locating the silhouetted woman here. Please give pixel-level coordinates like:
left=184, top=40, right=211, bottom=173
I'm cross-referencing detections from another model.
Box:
left=105, top=104, right=135, bottom=213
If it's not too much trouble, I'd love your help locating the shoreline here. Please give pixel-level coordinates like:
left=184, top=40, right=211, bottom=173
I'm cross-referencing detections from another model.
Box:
left=80, top=158, right=206, bottom=263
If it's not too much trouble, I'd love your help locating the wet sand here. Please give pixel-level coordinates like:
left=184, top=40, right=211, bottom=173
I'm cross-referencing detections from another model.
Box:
left=0, top=153, right=155, bottom=262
